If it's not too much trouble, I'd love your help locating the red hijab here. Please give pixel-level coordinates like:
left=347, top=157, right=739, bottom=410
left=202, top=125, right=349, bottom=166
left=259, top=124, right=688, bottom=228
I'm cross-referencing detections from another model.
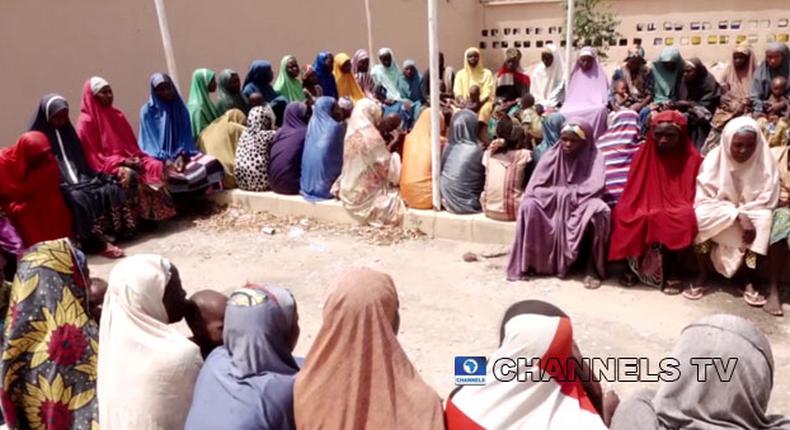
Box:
left=608, top=110, right=703, bottom=260
left=0, top=132, right=74, bottom=247
left=76, top=78, right=164, bottom=185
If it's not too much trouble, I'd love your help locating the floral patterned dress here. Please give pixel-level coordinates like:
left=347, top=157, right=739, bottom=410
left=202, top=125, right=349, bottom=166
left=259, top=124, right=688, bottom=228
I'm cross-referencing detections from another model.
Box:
left=0, top=239, right=99, bottom=430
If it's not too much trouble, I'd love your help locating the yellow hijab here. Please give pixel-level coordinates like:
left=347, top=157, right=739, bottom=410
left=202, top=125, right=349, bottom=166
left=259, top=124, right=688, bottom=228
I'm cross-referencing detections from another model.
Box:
left=333, top=52, right=365, bottom=102
left=453, top=47, right=495, bottom=100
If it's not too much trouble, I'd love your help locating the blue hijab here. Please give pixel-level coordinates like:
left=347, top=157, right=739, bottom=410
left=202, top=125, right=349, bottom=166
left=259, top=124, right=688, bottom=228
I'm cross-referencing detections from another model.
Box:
left=312, top=52, right=338, bottom=99
left=185, top=285, right=299, bottom=430
left=300, top=97, right=346, bottom=201
left=139, top=73, right=197, bottom=161
left=242, top=60, right=280, bottom=102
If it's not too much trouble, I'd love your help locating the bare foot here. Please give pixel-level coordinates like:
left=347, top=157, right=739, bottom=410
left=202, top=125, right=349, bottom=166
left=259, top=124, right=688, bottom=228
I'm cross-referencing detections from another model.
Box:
left=584, top=275, right=602, bottom=290
left=764, top=292, right=784, bottom=316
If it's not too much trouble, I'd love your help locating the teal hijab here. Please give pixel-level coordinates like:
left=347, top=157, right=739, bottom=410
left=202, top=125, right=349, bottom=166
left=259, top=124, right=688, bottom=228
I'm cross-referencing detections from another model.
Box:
left=274, top=55, right=306, bottom=102
left=652, top=48, right=684, bottom=104
left=216, top=69, right=248, bottom=115
left=187, top=68, right=220, bottom=138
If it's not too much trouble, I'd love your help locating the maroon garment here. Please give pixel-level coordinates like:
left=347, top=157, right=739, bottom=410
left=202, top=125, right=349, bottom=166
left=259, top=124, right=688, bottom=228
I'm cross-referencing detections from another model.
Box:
left=507, top=119, right=610, bottom=279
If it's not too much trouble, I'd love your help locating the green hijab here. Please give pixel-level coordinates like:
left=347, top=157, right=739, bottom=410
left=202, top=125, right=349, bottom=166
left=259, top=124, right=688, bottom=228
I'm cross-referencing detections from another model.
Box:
left=187, top=68, right=220, bottom=138
left=652, top=48, right=684, bottom=104
left=216, top=69, right=249, bottom=115
left=273, top=55, right=306, bottom=102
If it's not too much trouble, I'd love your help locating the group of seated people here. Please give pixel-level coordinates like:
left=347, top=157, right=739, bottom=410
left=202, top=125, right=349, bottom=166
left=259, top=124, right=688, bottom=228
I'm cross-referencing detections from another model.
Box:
left=0, top=238, right=787, bottom=429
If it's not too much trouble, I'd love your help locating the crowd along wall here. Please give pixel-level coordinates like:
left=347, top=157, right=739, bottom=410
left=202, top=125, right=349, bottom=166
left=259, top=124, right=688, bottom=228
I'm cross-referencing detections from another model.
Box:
left=0, top=0, right=480, bottom=147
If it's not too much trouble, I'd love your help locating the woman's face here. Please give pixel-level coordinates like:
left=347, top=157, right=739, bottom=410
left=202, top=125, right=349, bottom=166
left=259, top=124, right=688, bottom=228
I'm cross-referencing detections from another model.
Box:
left=162, top=265, right=189, bottom=324
left=340, top=60, right=352, bottom=74
left=286, top=58, right=300, bottom=79
left=626, top=57, right=642, bottom=71
left=323, top=54, right=334, bottom=72
left=330, top=102, right=345, bottom=122
left=207, top=76, right=217, bottom=92
left=767, top=50, right=785, bottom=70
left=379, top=52, right=392, bottom=68
left=357, top=57, right=370, bottom=73
left=228, top=73, right=241, bottom=93
left=730, top=131, right=758, bottom=163
left=466, top=51, right=480, bottom=68
left=732, top=52, right=748, bottom=69
left=682, top=63, right=697, bottom=82
left=559, top=130, right=585, bottom=157
left=95, top=86, right=114, bottom=107
left=541, top=53, right=554, bottom=68
left=49, top=108, right=69, bottom=129
left=654, top=122, right=681, bottom=154
left=661, top=60, right=678, bottom=72
left=579, top=56, right=594, bottom=72
left=155, top=81, right=176, bottom=102
left=505, top=57, right=518, bottom=73
left=403, top=65, right=415, bottom=79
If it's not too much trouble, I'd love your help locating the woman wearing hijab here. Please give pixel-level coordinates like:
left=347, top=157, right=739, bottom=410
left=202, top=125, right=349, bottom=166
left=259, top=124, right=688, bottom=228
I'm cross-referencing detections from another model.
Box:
left=611, top=314, right=790, bottom=429
left=400, top=108, right=445, bottom=209
left=77, top=76, right=176, bottom=222
left=333, top=52, right=365, bottom=102
left=440, top=109, right=486, bottom=214
left=530, top=44, right=565, bottom=109
left=454, top=47, right=495, bottom=122
left=751, top=42, right=790, bottom=115
left=294, top=268, right=445, bottom=430
left=300, top=97, right=347, bottom=201
left=768, top=144, right=790, bottom=316
left=311, top=52, right=338, bottom=99
left=533, top=112, right=566, bottom=160
left=185, top=285, right=301, bottom=430
left=269, top=103, right=311, bottom=195
left=30, top=93, right=128, bottom=257
left=446, top=300, right=611, bottom=430
left=338, top=99, right=405, bottom=225
left=611, top=48, right=654, bottom=125
left=481, top=120, right=532, bottom=222
left=274, top=55, right=307, bottom=103
left=216, top=69, right=249, bottom=114
left=187, top=68, right=220, bottom=139
left=420, top=51, right=455, bottom=104
left=652, top=47, right=684, bottom=106
left=496, top=47, right=531, bottom=102
left=139, top=73, right=225, bottom=195
left=596, top=109, right=643, bottom=207
left=352, top=49, right=377, bottom=99
left=243, top=60, right=289, bottom=126
left=609, top=111, right=702, bottom=293
left=196, top=108, right=247, bottom=189
left=689, top=117, right=779, bottom=304
left=507, top=119, right=610, bottom=289
left=234, top=105, right=278, bottom=192
left=704, top=43, right=756, bottom=154
left=0, top=132, right=74, bottom=247
left=301, top=64, right=323, bottom=99
left=560, top=47, right=610, bottom=140
left=98, top=254, right=202, bottom=429
left=398, top=60, right=425, bottom=107
left=372, top=48, right=414, bottom=129
left=0, top=239, right=100, bottom=430
left=677, top=57, right=722, bottom=149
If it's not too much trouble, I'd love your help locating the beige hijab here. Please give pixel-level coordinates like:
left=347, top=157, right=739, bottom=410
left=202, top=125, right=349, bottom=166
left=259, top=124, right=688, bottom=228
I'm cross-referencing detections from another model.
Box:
left=293, top=269, right=444, bottom=430
left=695, top=116, right=779, bottom=277
left=98, top=255, right=203, bottom=429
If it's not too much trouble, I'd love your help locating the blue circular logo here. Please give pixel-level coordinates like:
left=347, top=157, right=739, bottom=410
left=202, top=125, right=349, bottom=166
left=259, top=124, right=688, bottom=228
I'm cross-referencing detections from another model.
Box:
left=463, top=358, right=479, bottom=374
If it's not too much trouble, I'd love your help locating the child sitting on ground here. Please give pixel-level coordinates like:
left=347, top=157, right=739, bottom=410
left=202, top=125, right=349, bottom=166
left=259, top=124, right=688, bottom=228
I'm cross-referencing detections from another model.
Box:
left=512, top=94, right=543, bottom=149
left=757, top=76, right=790, bottom=147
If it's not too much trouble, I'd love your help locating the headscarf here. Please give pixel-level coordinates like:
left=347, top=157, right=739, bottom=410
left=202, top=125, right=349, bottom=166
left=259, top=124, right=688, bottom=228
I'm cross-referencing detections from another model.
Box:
left=652, top=47, right=684, bottom=103
left=234, top=105, right=277, bottom=192
left=400, top=108, right=444, bottom=209
left=139, top=73, right=197, bottom=161
left=621, top=48, right=649, bottom=98
left=610, top=314, right=790, bottom=430
left=98, top=255, right=203, bottom=429
left=371, top=47, right=404, bottom=100
left=440, top=109, right=485, bottom=214
left=679, top=57, right=722, bottom=113
left=243, top=60, right=280, bottom=102
left=76, top=77, right=164, bottom=185
left=695, top=116, right=779, bottom=278
left=0, top=239, right=99, bottom=430
left=453, top=47, right=495, bottom=100
left=333, top=52, right=365, bottom=102
left=293, top=269, right=445, bottom=430
left=187, top=68, right=220, bottom=138
left=397, top=59, right=423, bottom=103
left=0, top=218, right=23, bottom=257
left=751, top=42, right=790, bottom=113
left=352, top=49, right=377, bottom=98
left=269, top=103, right=310, bottom=195
left=595, top=109, right=644, bottom=206
left=274, top=55, right=307, bottom=103
left=301, top=64, right=323, bottom=98
left=300, top=97, right=347, bottom=201
left=311, top=52, right=338, bottom=99
left=0, top=132, right=74, bottom=247
left=496, top=47, right=531, bottom=94
left=216, top=69, right=249, bottom=114
left=560, top=47, right=610, bottom=138
left=447, top=300, right=608, bottom=430
left=196, top=109, right=247, bottom=188
left=609, top=110, right=703, bottom=261
left=721, top=43, right=757, bottom=100
left=530, top=44, right=565, bottom=107
left=533, top=112, right=566, bottom=160
left=185, top=285, right=299, bottom=430
left=29, top=94, right=92, bottom=185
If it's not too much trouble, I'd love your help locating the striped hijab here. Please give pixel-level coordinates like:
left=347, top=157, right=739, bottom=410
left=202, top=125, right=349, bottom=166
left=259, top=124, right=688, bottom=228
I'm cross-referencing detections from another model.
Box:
left=596, top=110, right=642, bottom=206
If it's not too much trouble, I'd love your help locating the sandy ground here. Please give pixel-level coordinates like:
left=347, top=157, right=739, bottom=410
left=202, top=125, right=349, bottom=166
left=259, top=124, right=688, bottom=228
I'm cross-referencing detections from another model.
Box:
left=87, top=214, right=790, bottom=415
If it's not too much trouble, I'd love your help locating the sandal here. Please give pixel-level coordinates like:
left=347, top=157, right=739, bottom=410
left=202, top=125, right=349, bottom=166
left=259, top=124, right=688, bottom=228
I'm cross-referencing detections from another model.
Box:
left=661, top=279, right=683, bottom=296
left=682, top=284, right=707, bottom=301
left=100, top=243, right=125, bottom=259
left=743, top=290, right=767, bottom=307
left=618, top=272, right=638, bottom=288
left=583, top=275, right=602, bottom=290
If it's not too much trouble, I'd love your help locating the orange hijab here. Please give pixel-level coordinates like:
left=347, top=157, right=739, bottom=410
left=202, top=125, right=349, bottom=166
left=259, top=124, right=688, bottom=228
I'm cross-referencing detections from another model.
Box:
left=293, top=269, right=445, bottom=430
left=333, top=53, right=365, bottom=102
left=400, top=108, right=446, bottom=209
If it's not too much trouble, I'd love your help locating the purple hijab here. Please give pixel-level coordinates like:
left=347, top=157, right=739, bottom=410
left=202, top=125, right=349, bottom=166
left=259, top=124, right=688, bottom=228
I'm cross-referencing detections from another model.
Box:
left=269, top=103, right=310, bottom=195
left=0, top=217, right=23, bottom=256
left=507, top=118, right=611, bottom=279
left=560, top=48, right=610, bottom=140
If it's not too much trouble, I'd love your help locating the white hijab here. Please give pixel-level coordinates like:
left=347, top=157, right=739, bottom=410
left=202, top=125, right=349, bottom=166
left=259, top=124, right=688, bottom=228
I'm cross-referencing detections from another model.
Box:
left=530, top=43, right=565, bottom=108
left=695, top=116, right=779, bottom=277
left=98, top=255, right=203, bottom=430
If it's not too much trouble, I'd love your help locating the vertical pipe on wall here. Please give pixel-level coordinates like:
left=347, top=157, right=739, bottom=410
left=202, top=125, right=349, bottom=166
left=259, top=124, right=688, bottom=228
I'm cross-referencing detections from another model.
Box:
left=154, top=0, right=180, bottom=91
left=428, top=0, right=442, bottom=210
left=565, top=0, right=575, bottom=83
left=365, top=0, right=375, bottom=61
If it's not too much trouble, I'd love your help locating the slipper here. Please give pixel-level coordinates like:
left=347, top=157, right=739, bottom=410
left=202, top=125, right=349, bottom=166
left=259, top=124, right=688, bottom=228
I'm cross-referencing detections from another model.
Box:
left=100, top=244, right=125, bottom=259
left=583, top=275, right=602, bottom=290
left=661, top=279, right=683, bottom=296
left=743, top=290, right=767, bottom=307
left=682, top=285, right=707, bottom=301
left=618, top=273, right=638, bottom=288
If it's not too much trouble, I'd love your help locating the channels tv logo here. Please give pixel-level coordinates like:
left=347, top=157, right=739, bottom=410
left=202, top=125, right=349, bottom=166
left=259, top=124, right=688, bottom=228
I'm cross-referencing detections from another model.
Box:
left=455, top=356, right=486, bottom=385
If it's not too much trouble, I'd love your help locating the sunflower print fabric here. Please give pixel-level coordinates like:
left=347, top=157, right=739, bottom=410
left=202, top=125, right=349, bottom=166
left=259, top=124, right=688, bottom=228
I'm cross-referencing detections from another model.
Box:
left=0, top=239, right=99, bottom=430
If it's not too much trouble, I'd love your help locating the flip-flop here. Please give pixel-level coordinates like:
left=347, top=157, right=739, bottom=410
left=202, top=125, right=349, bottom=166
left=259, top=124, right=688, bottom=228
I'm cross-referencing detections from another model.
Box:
left=743, top=290, right=767, bottom=307
left=618, top=273, right=638, bottom=287
left=583, top=275, right=602, bottom=290
left=100, top=244, right=125, bottom=259
left=682, top=285, right=706, bottom=301
left=661, top=279, right=683, bottom=296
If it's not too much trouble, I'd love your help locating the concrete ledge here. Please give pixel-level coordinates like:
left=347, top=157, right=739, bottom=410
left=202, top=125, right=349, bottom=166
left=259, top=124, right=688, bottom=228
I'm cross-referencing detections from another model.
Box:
left=209, top=190, right=516, bottom=245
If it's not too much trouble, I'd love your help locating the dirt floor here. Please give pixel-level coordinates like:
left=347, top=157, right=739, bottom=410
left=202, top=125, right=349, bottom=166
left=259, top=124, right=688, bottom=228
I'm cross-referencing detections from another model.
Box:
left=87, top=207, right=790, bottom=415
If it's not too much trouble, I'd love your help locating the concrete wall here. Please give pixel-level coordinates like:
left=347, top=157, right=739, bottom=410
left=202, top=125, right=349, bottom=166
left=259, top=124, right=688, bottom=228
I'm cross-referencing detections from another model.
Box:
left=0, top=0, right=480, bottom=147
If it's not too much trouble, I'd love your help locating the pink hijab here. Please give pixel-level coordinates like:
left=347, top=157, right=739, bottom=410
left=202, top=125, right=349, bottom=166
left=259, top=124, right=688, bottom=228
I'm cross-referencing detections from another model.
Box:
left=77, top=77, right=164, bottom=185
